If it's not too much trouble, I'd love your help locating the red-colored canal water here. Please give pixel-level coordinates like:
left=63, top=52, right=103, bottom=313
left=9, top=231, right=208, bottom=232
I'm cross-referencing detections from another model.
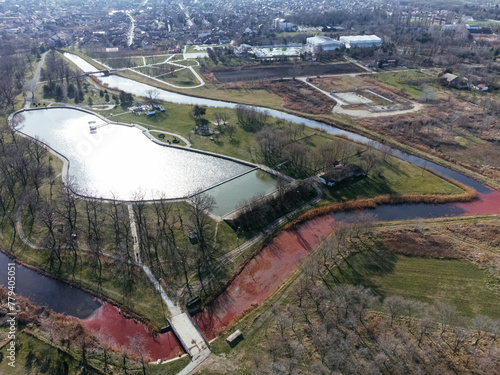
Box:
left=457, top=188, right=500, bottom=216
left=195, top=216, right=338, bottom=340
left=195, top=188, right=500, bottom=340
left=75, top=187, right=500, bottom=352
left=80, top=303, right=184, bottom=361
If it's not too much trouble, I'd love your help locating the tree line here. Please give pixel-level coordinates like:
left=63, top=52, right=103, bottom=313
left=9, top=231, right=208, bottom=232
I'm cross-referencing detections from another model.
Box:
left=253, top=220, right=500, bottom=375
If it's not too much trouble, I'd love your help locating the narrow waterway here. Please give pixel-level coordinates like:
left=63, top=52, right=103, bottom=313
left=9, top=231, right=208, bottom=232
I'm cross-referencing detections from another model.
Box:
left=0, top=251, right=184, bottom=361
left=65, top=52, right=493, bottom=194
left=2, top=52, right=499, bottom=360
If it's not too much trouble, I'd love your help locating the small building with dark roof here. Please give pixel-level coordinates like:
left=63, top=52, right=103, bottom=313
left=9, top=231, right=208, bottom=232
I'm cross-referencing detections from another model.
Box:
left=320, top=164, right=365, bottom=187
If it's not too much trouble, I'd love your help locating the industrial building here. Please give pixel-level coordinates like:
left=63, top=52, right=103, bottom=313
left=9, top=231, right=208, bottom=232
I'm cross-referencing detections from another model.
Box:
left=339, top=35, right=382, bottom=48
left=306, top=35, right=342, bottom=51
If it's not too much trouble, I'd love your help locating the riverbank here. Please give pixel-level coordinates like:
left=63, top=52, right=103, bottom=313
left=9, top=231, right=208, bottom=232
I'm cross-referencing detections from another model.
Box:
left=286, top=172, right=477, bottom=230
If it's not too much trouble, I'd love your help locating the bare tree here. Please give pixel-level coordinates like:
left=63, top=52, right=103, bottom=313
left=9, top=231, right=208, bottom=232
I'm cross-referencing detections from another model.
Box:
left=145, top=89, right=160, bottom=107
left=186, top=192, right=222, bottom=296
left=129, top=336, right=150, bottom=375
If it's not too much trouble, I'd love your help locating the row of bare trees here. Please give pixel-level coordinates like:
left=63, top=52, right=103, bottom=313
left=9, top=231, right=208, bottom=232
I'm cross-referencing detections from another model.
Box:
left=1, top=113, right=228, bottom=305
left=131, top=192, right=226, bottom=300
left=255, top=125, right=380, bottom=178
left=255, top=218, right=500, bottom=375
left=0, top=54, right=28, bottom=110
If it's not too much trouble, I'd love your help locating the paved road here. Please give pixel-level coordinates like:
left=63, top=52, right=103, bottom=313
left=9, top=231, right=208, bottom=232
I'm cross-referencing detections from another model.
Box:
left=126, top=11, right=135, bottom=47
left=24, top=51, right=47, bottom=109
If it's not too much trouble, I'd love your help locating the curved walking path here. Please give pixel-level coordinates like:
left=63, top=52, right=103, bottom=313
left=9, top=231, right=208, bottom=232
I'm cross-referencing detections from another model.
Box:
left=26, top=51, right=500, bottom=374
left=297, top=77, right=425, bottom=118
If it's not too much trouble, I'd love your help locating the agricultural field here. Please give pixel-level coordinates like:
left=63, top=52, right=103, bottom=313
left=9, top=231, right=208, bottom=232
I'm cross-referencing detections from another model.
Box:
left=211, top=62, right=365, bottom=83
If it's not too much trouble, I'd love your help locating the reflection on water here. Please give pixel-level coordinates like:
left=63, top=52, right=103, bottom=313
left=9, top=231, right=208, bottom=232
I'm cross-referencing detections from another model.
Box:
left=333, top=202, right=467, bottom=222
left=64, top=52, right=491, bottom=193
left=16, top=108, right=254, bottom=201
left=204, top=169, right=278, bottom=217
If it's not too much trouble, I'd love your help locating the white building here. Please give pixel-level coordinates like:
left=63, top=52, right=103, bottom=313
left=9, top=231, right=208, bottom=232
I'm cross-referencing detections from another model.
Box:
left=306, top=35, right=342, bottom=51
left=273, top=18, right=292, bottom=31
left=339, top=35, right=382, bottom=48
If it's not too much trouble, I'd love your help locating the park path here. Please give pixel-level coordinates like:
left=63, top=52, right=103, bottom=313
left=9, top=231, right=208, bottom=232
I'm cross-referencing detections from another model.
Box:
left=127, top=204, right=211, bottom=367
left=126, top=11, right=135, bottom=47
left=297, top=77, right=425, bottom=118
left=24, top=51, right=47, bottom=109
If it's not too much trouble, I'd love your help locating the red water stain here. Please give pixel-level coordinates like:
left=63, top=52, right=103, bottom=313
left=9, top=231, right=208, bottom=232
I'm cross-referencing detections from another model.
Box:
left=195, top=216, right=339, bottom=340
left=457, top=188, right=500, bottom=216
left=196, top=186, right=500, bottom=341
left=80, top=303, right=184, bottom=361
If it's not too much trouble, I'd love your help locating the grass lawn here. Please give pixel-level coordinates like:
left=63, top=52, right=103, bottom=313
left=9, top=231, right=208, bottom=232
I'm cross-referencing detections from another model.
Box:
left=323, top=156, right=463, bottom=201
left=145, top=54, right=171, bottom=64
left=146, top=356, right=191, bottom=374
left=328, top=250, right=500, bottom=319
left=301, top=133, right=463, bottom=200
left=133, top=62, right=201, bottom=85
left=0, top=330, right=100, bottom=375
left=97, top=56, right=145, bottom=69
left=371, top=256, right=500, bottom=318
left=116, top=69, right=285, bottom=109
left=172, top=59, right=199, bottom=67
left=375, top=71, right=439, bottom=99
left=100, top=104, right=263, bottom=162
left=159, top=67, right=199, bottom=86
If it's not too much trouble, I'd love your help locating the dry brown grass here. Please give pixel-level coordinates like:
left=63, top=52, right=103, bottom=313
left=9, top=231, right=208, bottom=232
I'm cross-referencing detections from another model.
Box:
left=312, top=74, right=410, bottom=102
left=219, top=79, right=336, bottom=114
left=358, top=97, right=500, bottom=182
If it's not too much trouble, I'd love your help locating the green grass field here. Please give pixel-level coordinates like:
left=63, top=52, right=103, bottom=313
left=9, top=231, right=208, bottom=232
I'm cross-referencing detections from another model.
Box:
left=97, top=56, right=145, bottom=69
left=328, top=250, right=500, bottom=319
left=145, top=54, right=171, bottom=64
left=375, top=71, right=438, bottom=99
left=0, top=330, right=100, bottom=375
left=159, top=67, right=199, bottom=86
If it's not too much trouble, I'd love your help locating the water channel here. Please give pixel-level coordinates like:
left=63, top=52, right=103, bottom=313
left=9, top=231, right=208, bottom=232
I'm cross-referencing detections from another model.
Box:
left=1, top=52, right=499, bottom=362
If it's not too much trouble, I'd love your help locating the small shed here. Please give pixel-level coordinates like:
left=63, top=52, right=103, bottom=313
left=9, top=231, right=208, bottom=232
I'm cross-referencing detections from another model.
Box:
left=439, top=73, right=468, bottom=89
left=320, top=164, right=364, bottom=187
left=226, top=329, right=243, bottom=347
left=188, top=231, right=198, bottom=244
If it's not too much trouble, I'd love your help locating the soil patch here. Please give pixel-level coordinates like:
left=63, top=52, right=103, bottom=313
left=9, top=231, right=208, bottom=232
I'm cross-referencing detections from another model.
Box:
left=211, top=63, right=365, bottom=83
left=219, top=79, right=336, bottom=114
